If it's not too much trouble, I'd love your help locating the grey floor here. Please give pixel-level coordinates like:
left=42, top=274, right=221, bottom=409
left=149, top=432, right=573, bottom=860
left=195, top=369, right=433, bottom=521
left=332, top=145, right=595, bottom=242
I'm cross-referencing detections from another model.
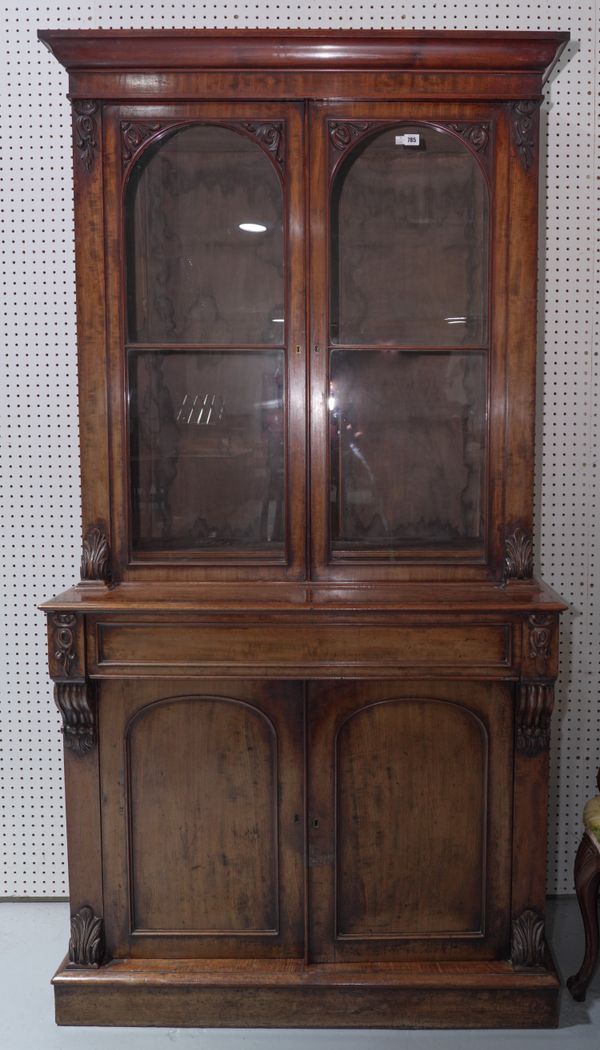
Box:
left=1, top=899, right=599, bottom=1048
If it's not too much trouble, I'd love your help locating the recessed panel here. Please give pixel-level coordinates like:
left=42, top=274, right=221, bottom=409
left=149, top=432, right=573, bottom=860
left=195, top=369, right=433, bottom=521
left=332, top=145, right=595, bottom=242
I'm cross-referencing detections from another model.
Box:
left=336, top=698, right=487, bottom=937
left=127, top=696, right=278, bottom=933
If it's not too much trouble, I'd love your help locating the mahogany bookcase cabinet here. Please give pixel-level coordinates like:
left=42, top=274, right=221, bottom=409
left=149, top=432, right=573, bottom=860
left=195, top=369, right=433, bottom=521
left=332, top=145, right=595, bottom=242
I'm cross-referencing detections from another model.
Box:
left=39, top=29, right=569, bottom=1029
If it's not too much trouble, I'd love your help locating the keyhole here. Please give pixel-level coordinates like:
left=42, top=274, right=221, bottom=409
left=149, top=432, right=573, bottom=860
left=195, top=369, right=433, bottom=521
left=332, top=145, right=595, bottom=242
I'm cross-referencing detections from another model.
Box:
left=312, top=818, right=320, bottom=829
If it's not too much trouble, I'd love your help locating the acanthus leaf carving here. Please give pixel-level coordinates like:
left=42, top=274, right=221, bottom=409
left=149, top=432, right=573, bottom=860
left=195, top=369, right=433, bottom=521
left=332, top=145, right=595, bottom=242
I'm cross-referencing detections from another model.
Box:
left=72, top=100, right=99, bottom=174
left=241, top=121, right=285, bottom=168
left=81, top=525, right=111, bottom=582
left=449, top=122, right=490, bottom=153
left=54, top=682, right=96, bottom=755
left=511, top=908, right=546, bottom=968
left=52, top=613, right=78, bottom=677
left=504, top=528, right=534, bottom=580
left=510, top=100, right=541, bottom=172
left=121, top=120, right=163, bottom=167
left=68, top=906, right=105, bottom=968
left=516, top=683, right=554, bottom=756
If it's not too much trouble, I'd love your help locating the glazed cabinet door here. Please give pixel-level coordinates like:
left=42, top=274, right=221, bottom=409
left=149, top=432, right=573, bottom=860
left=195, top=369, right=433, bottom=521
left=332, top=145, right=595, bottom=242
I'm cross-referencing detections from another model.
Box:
left=307, top=680, right=514, bottom=962
left=102, top=103, right=306, bottom=581
left=99, top=679, right=304, bottom=959
left=309, top=102, right=512, bottom=582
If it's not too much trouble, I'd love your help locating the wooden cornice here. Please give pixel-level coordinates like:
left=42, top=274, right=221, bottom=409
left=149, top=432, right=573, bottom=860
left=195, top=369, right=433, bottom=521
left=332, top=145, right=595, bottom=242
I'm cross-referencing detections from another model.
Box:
left=38, top=29, right=569, bottom=77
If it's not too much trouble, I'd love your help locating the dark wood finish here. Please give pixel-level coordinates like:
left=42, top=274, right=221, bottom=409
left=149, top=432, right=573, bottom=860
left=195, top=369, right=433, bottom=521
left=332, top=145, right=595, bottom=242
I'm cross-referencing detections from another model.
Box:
left=38, top=29, right=569, bottom=75
left=308, top=680, right=513, bottom=962
left=52, top=954, right=560, bottom=1028
left=91, top=619, right=513, bottom=677
left=99, top=679, right=304, bottom=959
left=38, top=29, right=568, bottom=1029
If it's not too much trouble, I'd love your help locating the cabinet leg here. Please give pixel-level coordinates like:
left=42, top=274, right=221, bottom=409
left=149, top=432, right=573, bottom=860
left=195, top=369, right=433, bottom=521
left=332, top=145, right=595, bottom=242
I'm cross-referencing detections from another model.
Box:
left=567, top=833, right=600, bottom=1002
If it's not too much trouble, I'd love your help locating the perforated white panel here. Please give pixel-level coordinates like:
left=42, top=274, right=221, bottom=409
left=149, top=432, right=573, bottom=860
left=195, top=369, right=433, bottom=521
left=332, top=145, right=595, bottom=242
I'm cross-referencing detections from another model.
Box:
left=0, top=1, right=597, bottom=896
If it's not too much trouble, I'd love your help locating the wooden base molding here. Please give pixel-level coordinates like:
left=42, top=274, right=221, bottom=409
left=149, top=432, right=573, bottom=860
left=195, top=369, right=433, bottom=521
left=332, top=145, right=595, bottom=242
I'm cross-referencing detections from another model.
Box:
left=53, top=956, right=560, bottom=1029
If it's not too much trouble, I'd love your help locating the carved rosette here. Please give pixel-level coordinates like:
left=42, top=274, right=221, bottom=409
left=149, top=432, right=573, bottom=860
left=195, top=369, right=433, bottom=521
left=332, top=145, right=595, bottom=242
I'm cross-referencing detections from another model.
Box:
left=449, top=122, right=490, bottom=154
left=81, top=525, right=111, bottom=582
left=504, top=528, right=534, bottom=580
left=510, top=100, right=541, bottom=172
left=121, top=120, right=162, bottom=167
left=68, top=906, right=105, bottom=968
left=511, top=908, right=545, bottom=968
left=528, top=613, right=553, bottom=660
left=241, top=121, right=285, bottom=169
left=72, top=100, right=99, bottom=174
left=52, top=613, right=78, bottom=677
left=516, top=683, right=554, bottom=756
left=54, top=682, right=96, bottom=755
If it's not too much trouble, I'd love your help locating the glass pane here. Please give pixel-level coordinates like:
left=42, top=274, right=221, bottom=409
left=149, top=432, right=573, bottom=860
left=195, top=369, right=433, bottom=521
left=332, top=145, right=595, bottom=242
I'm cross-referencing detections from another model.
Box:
left=331, top=124, right=489, bottom=347
left=330, top=350, right=487, bottom=551
left=126, top=125, right=284, bottom=345
left=130, top=351, right=285, bottom=553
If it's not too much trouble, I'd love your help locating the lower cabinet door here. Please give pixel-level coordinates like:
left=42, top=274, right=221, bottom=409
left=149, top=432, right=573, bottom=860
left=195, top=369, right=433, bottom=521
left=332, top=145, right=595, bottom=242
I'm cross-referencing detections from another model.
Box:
left=307, top=680, right=514, bottom=963
left=99, top=679, right=304, bottom=959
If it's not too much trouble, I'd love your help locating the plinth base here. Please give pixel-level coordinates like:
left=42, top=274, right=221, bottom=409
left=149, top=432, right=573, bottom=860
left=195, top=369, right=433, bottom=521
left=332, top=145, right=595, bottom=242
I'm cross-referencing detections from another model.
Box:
left=53, top=955, right=560, bottom=1029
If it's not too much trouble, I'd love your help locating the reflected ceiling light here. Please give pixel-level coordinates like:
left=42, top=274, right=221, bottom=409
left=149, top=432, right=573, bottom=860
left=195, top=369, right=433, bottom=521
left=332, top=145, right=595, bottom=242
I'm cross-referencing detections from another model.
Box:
left=271, top=318, right=285, bottom=323
left=445, top=316, right=467, bottom=324
left=327, top=396, right=336, bottom=412
left=239, top=222, right=267, bottom=233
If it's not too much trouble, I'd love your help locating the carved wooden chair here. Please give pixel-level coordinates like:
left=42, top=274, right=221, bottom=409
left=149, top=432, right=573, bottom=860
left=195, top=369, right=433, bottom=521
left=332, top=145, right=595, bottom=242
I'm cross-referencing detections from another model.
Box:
left=567, top=769, right=600, bottom=1001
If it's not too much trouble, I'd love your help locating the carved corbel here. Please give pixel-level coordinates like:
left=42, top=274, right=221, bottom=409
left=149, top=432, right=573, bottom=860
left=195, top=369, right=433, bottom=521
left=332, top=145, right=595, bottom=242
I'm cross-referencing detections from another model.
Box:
left=54, top=681, right=96, bottom=755
left=68, top=906, right=105, bottom=968
left=516, top=682, right=554, bottom=756
left=511, top=908, right=546, bottom=968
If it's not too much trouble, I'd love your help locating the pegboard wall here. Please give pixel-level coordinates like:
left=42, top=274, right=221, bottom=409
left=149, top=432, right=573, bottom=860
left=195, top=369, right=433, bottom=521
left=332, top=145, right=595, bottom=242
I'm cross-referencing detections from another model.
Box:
left=0, top=1, right=598, bottom=897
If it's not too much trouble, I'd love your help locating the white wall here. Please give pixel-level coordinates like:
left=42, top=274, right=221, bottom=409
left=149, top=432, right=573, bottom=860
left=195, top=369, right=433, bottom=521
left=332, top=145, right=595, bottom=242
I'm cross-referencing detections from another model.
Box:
left=0, top=1, right=597, bottom=896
